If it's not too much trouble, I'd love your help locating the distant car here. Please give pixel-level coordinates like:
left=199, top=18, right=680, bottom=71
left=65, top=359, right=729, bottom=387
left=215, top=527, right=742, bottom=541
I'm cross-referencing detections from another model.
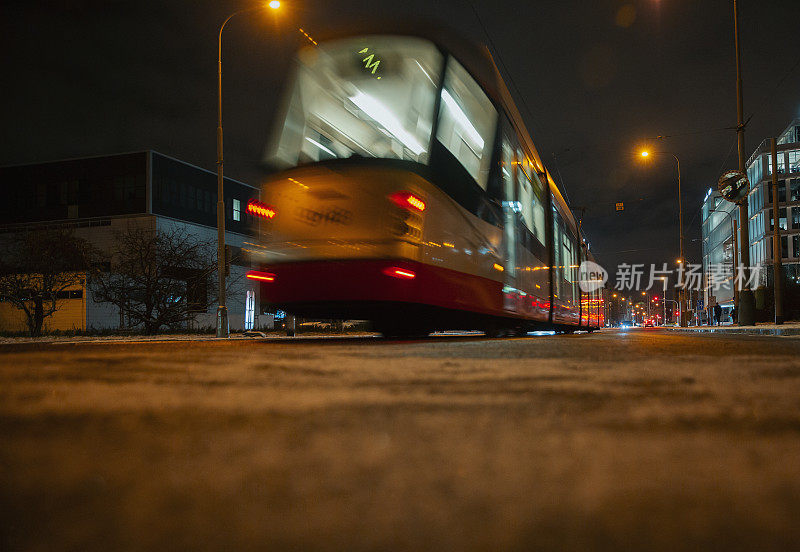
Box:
left=620, top=320, right=634, bottom=329
left=644, top=319, right=655, bottom=327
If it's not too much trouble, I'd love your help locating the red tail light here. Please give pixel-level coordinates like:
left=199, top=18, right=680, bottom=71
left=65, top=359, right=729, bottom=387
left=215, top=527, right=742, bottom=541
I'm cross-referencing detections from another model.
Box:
left=389, top=191, right=425, bottom=212
left=246, top=271, right=276, bottom=282
left=247, top=199, right=277, bottom=219
left=382, top=267, right=416, bottom=280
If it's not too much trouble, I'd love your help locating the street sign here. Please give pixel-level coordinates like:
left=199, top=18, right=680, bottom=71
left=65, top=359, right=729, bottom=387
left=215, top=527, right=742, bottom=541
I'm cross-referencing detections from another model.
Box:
left=615, top=202, right=624, bottom=211
left=697, top=299, right=704, bottom=311
left=718, top=170, right=750, bottom=203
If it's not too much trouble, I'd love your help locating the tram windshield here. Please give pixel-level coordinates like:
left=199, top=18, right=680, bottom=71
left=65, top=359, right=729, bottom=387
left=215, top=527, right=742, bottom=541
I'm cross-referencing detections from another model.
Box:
left=269, top=36, right=443, bottom=168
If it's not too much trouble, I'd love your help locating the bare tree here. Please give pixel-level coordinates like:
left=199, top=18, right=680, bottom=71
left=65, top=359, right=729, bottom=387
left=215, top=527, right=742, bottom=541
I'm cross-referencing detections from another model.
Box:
left=90, top=226, right=220, bottom=335
left=0, top=229, right=93, bottom=336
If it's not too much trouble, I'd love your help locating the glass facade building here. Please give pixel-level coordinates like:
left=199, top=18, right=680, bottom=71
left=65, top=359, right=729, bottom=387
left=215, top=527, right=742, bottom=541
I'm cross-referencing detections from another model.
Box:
left=745, top=119, right=800, bottom=281
left=701, top=188, right=738, bottom=310
left=702, top=118, right=800, bottom=315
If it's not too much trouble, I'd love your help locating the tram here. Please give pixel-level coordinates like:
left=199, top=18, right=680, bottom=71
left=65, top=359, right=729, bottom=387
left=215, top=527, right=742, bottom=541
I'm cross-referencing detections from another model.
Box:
left=245, top=26, right=604, bottom=336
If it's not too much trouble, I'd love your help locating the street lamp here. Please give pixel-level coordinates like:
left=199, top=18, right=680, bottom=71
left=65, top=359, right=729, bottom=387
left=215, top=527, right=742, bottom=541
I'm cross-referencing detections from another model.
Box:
left=640, top=150, right=686, bottom=326
left=215, top=2, right=282, bottom=338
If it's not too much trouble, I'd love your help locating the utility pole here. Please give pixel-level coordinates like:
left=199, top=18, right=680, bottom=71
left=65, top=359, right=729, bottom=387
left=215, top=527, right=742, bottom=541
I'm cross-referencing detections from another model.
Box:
left=770, top=138, right=784, bottom=324
left=733, top=0, right=756, bottom=326
left=732, top=218, right=739, bottom=310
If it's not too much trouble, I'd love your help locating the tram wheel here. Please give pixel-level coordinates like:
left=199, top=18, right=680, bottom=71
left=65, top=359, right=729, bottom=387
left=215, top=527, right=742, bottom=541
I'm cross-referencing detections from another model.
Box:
left=483, top=328, right=500, bottom=338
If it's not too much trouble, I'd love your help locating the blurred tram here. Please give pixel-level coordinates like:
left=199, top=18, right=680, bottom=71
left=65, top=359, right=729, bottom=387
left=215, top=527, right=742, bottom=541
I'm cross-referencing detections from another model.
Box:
left=247, top=27, right=604, bottom=337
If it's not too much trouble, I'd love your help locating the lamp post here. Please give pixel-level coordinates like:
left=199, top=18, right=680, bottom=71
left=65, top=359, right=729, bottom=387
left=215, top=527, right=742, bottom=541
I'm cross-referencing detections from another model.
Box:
left=640, top=150, right=687, bottom=326
left=732, top=0, right=756, bottom=326
left=665, top=299, right=679, bottom=325
left=215, top=1, right=281, bottom=338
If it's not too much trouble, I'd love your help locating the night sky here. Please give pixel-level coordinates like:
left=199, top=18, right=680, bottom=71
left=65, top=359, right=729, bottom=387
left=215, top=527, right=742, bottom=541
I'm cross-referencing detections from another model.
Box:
left=4, top=0, right=800, bottom=277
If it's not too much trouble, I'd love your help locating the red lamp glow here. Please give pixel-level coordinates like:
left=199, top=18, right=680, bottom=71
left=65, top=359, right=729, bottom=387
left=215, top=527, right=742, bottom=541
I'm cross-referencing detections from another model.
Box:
left=246, top=271, right=276, bottom=282
left=247, top=199, right=277, bottom=219
left=382, top=267, right=416, bottom=280
left=389, top=191, right=425, bottom=212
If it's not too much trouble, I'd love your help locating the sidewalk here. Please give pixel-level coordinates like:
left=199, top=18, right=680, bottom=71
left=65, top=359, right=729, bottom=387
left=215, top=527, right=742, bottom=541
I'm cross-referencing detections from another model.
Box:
left=665, top=321, right=800, bottom=336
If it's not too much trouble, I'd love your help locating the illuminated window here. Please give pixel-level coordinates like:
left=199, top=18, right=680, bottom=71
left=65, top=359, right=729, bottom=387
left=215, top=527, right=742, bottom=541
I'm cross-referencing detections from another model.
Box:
left=788, top=150, right=800, bottom=173
left=515, top=148, right=545, bottom=243
left=436, top=58, right=497, bottom=190
left=270, top=36, right=442, bottom=167
left=233, top=198, right=241, bottom=221
left=766, top=153, right=786, bottom=175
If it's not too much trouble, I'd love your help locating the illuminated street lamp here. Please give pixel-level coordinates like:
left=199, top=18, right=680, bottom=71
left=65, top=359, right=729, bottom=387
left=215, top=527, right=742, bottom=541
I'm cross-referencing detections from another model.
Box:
left=215, top=2, right=282, bottom=337
left=640, top=150, right=687, bottom=326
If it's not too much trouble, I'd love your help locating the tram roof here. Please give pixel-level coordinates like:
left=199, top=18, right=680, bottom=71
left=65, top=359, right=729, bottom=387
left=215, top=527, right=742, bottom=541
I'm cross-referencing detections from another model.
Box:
left=308, top=20, right=579, bottom=235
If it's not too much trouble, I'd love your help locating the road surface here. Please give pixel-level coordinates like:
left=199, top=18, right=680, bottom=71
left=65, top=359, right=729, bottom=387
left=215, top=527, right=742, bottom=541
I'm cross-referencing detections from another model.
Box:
left=1, top=329, right=799, bottom=551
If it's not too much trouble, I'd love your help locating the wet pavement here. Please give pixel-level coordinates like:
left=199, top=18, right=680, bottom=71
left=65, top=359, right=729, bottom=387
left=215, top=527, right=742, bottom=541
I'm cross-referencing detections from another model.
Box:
left=1, top=328, right=799, bottom=551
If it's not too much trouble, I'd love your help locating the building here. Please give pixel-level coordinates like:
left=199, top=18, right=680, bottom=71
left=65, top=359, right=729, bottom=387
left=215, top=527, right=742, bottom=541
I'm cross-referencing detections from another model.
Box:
left=701, top=187, right=738, bottom=315
left=745, top=119, right=800, bottom=275
left=701, top=118, right=800, bottom=318
left=0, top=151, right=265, bottom=333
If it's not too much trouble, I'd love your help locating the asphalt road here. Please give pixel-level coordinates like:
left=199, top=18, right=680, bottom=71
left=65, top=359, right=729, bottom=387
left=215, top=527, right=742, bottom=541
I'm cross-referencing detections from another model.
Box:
left=2, top=329, right=800, bottom=551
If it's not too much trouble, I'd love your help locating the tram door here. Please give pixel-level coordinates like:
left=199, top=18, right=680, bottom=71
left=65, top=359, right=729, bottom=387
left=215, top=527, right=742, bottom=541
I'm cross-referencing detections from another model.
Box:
left=501, top=130, right=518, bottom=312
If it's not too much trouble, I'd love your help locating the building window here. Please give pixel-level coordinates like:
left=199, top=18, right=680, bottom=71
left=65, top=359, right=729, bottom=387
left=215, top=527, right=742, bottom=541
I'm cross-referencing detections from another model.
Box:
left=794, top=235, right=800, bottom=258
left=791, top=178, right=800, bottom=201
left=769, top=210, right=787, bottom=231
left=793, top=207, right=800, bottom=230
left=788, top=150, right=800, bottom=173
left=766, top=154, right=786, bottom=175
left=782, top=235, right=788, bottom=259
left=436, top=57, right=498, bottom=190
left=233, top=198, right=241, bottom=221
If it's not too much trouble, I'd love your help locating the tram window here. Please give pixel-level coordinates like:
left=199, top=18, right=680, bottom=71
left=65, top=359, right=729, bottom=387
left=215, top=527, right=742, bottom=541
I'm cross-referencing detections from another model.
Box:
left=518, top=172, right=535, bottom=233
left=531, top=172, right=546, bottom=244
left=515, top=148, right=545, bottom=245
left=436, top=57, right=498, bottom=190
left=501, top=136, right=515, bottom=202
left=269, top=36, right=443, bottom=168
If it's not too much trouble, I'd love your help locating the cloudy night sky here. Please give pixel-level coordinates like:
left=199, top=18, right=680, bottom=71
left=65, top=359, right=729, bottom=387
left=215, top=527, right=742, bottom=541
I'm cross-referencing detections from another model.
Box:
left=4, top=0, right=800, bottom=273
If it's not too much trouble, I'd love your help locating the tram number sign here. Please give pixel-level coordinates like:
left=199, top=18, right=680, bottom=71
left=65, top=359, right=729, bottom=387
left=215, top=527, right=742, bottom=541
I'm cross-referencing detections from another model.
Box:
left=358, top=48, right=382, bottom=80
left=615, top=202, right=624, bottom=211
left=718, top=169, right=750, bottom=203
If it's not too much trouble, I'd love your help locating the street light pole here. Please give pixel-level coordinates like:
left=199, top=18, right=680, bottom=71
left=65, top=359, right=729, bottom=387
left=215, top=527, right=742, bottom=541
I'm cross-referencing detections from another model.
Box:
left=733, top=0, right=756, bottom=326
left=641, top=150, right=686, bottom=326
left=770, top=137, right=785, bottom=324
left=215, top=2, right=280, bottom=338
left=673, top=154, right=689, bottom=327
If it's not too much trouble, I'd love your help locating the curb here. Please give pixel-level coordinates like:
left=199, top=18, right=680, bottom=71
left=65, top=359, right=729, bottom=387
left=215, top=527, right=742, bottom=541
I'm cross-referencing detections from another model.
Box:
left=664, top=327, right=800, bottom=337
